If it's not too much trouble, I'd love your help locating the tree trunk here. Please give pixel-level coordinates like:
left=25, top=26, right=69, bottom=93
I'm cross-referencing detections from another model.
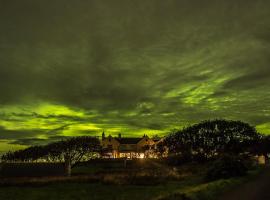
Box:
left=65, top=159, right=71, bottom=177
left=123, top=158, right=127, bottom=168
left=264, top=154, right=269, bottom=165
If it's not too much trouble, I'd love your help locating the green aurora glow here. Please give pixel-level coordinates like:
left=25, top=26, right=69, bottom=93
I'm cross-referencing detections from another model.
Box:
left=0, top=0, right=270, bottom=152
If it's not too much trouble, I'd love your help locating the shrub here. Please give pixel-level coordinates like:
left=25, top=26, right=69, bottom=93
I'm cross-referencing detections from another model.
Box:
left=192, top=153, right=208, bottom=163
left=0, top=163, right=66, bottom=177
left=240, top=154, right=258, bottom=169
left=158, top=193, right=191, bottom=200
left=129, top=175, right=165, bottom=185
left=101, top=174, right=165, bottom=185
left=102, top=174, right=128, bottom=185
left=166, top=154, right=192, bottom=166
left=205, top=155, right=247, bottom=181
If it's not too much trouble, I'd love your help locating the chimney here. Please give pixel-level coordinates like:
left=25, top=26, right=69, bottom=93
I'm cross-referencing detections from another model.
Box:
left=102, top=131, right=105, bottom=140
left=108, top=135, right=112, bottom=142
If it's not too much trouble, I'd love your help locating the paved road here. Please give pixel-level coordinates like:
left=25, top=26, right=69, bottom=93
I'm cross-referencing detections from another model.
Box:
left=219, top=166, right=270, bottom=200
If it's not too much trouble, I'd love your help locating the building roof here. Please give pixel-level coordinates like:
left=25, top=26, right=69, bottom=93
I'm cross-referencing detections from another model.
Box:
left=119, top=144, right=137, bottom=151
left=115, top=137, right=142, bottom=144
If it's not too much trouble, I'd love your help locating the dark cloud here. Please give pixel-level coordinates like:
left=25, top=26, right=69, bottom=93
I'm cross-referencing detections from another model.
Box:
left=8, top=136, right=73, bottom=146
left=0, top=0, right=270, bottom=150
left=8, top=138, right=48, bottom=146
left=222, top=70, right=270, bottom=90
left=0, top=126, right=45, bottom=140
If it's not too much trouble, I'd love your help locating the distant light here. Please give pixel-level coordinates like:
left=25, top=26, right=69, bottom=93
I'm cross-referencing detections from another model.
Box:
left=139, top=153, right=145, bottom=159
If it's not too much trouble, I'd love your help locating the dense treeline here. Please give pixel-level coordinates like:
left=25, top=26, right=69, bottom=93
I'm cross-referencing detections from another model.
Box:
left=1, top=119, right=269, bottom=176
left=159, top=119, right=269, bottom=162
left=1, top=136, right=101, bottom=176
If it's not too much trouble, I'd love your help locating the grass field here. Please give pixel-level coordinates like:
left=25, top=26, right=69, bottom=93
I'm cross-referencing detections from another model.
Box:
left=0, top=170, right=261, bottom=200
left=0, top=175, right=255, bottom=200
left=0, top=179, right=210, bottom=200
left=0, top=181, right=190, bottom=200
left=0, top=160, right=263, bottom=200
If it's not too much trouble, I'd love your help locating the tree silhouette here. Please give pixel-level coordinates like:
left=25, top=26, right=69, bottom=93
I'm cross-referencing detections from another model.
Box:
left=1, top=136, right=101, bottom=176
left=164, top=119, right=260, bottom=161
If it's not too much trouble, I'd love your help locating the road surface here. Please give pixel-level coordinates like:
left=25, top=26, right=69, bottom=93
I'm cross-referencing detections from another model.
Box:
left=219, top=166, right=270, bottom=200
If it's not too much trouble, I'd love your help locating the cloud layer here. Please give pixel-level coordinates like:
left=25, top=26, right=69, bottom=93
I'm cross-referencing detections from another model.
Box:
left=0, top=0, right=270, bottom=151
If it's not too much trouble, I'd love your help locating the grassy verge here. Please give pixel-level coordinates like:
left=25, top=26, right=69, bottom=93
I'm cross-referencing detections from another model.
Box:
left=156, top=167, right=264, bottom=200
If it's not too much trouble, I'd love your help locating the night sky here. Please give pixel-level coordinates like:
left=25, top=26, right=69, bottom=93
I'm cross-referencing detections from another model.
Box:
left=0, top=0, right=270, bottom=152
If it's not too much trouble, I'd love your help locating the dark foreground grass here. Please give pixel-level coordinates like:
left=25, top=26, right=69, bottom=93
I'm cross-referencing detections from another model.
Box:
left=0, top=169, right=262, bottom=200
left=0, top=179, right=196, bottom=200
left=0, top=160, right=264, bottom=200
left=157, top=167, right=264, bottom=200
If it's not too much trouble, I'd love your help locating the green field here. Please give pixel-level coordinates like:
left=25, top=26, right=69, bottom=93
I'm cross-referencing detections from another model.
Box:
left=0, top=178, right=227, bottom=200
left=0, top=181, right=186, bottom=200
left=0, top=170, right=260, bottom=200
left=0, top=160, right=263, bottom=200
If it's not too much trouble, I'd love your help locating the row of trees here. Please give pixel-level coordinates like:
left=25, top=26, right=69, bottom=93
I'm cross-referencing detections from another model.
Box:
left=1, top=136, right=101, bottom=176
left=1, top=119, right=269, bottom=175
left=158, top=119, right=269, bottom=162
